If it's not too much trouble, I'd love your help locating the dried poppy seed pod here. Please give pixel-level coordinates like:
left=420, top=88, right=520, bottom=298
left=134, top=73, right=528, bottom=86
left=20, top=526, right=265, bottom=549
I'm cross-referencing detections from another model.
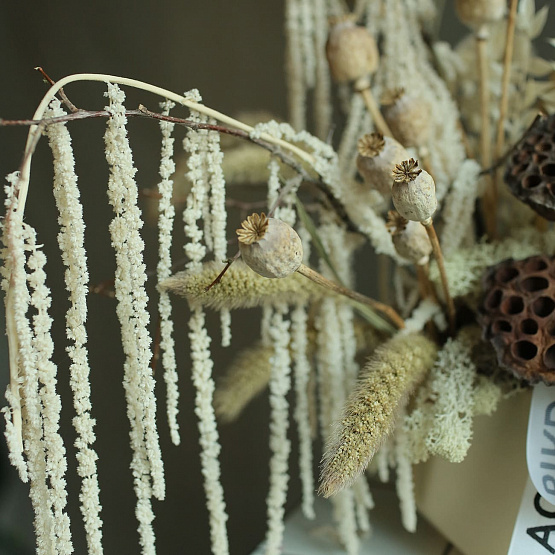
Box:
left=326, top=15, right=379, bottom=83
left=236, top=213, right=303, bottom=278
left=391, top=159, right=437, bottom=222
left=382, top=88, right=431, bottom=148
left=356, top=133, right=409, bottom=195
left=386, top=211, right=432, bottom=265
left=455, top=0, right=505, bottom=30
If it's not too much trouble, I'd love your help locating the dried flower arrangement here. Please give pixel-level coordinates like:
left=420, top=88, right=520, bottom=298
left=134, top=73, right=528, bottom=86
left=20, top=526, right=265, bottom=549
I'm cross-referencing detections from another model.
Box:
left=1, top=0, right=555, bottom=554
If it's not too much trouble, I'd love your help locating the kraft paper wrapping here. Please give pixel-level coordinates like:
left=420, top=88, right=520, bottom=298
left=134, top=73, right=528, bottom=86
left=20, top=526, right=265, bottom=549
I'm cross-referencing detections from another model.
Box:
left=414, top=389, right=532, bottom=555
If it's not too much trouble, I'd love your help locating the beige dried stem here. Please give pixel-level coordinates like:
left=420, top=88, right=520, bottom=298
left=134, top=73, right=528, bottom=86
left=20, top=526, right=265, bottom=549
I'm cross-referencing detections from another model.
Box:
left=494, top=0, right=518, bottom=164
left=476, top=27, right=497, bottom=237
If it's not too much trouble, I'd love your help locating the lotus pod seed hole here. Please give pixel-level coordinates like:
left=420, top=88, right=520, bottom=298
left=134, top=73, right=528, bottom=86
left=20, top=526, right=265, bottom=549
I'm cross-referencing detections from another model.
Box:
left=520, top=318, right=539, bottom=335
left=537, top=142, right=553, bottom=153
left=541, top=163, right=555, bottom=177
left=524, top=257, right=548, bottom=272
left=485, top=288, right=503, bottom=310
left=501, top=295, right=524, bottom=315
left=533, top=154, right=548, bottom=165
left=533, top=296, right=555, bottom=317
left=520, top=276, right=549, bottom=293
left=522, top=175, right=542, bottom=189
left=492, top=319, right=512, bottom=334
left=496, top=267, right=518, bottom=284
left=512, top=340, right=538, bottom=361
left=544, top=345, right=555, bottom=369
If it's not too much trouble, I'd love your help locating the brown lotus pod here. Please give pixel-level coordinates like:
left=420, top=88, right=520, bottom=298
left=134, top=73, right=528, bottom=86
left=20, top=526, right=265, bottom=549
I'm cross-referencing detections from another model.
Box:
left=480, top=254, right=555, bottom=385
left=504, top=113, right=555, bottom=221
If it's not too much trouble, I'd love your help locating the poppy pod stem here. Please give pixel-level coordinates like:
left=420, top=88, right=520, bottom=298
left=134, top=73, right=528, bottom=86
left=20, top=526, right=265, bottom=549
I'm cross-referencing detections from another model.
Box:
left=354, top=77, right=394, bottom=138
left=421, top=218, right=456, bottom=334
left=296, top=263, right=405, bottom=330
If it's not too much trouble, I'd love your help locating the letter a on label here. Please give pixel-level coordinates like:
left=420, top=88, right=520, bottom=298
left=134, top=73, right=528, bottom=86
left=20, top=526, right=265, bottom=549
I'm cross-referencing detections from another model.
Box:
left=527, top=525, right=555, bottom=553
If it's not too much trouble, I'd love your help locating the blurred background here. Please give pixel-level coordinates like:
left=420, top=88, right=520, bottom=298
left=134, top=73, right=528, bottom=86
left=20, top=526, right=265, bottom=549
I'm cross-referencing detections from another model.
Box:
left=0, top=1, right=553, bottom=554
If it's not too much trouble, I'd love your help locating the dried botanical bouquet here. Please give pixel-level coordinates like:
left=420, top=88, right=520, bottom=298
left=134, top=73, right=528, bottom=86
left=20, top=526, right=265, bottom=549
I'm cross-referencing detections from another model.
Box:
left=1, top=0, right=554, bottom=554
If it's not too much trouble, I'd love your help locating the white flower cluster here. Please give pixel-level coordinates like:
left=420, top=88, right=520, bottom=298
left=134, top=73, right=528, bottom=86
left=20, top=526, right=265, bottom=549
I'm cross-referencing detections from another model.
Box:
left=440, top=159, right=481, bottom=256
left=104, top=83, right=165, bottom=554
left=46, top=100, right=103, bottom=553
left=285, top=0, right=332, bottom=137
left=315, top=298, right=359, bottom=554
left=183, top=105, right=230, bottom=555
left=155, top=100, right=180, bottom=447
left=27, top=230, right=73, bottom=554
left=1, top=173, right=27, bottom=482
left=265, top=304, right=292, bottom=555
left=188, top=307, right=229, bottom=555
left=290, top=303, right=315, bottom=520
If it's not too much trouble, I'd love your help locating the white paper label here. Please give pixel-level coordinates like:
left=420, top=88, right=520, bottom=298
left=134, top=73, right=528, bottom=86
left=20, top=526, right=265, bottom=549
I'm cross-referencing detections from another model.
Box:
left=509, top=478, right=555, bottom=554
left=527, top=384, right=555, bottom=506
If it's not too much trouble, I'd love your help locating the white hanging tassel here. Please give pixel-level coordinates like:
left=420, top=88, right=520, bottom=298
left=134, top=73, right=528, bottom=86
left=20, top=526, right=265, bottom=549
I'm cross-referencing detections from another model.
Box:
left=395, top=407, right=417, bottom=533
left=28, top=230, right=73, bottom=554
left=264, top=303, right=293, bottom=555
left=189, top=307, right=230, bottom=555
left=291, top=303, right=315, bottom=520
left=105, top=83, right=164, bottom=555
left=156, top=100, right=181, bottom=447
left=46, top=100, right=104, bottom=553
left=183, top=104, right=229, bottom=555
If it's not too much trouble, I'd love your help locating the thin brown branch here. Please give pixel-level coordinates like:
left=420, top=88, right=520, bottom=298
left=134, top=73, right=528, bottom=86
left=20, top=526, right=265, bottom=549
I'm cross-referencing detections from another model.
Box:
left=297, top=263, right=405, bottom=330
left=204, top=252, right=242, bottom=292
left=1, top=103, right=359, bottom=233
left=35, top=67, right=79, bottom=113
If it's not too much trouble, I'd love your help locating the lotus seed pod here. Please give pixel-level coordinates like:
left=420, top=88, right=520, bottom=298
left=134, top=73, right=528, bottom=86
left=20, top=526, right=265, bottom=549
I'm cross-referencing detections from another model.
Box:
left=391, top=159, right=437, bottom=222
left=356, top=133, right=409, bottom=195
left=455, top=0, right=505, bottom=30
left=480, top=255, right=555, bottom=385
left=382, top=89, right=432, bottom=148
left=386, top=211, right=432, bottom=265
left=326, top=15, right=379, bottom=83
left=236, top=213, right=303, bottom=279
left=504, top=113, right=555, bottom=221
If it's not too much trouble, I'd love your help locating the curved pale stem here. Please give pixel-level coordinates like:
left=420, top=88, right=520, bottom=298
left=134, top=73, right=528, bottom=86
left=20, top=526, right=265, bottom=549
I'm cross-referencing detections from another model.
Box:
left=16, top=72, right=317, bottom=213
left=296, top=263, right=405, bottom=330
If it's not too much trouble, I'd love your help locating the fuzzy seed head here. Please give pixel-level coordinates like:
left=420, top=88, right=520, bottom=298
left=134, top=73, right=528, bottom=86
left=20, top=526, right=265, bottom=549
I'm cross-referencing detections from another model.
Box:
left=455, top=0, right=505, bottom=29
left=356, top=134, right=409, bottom=195
left=392, top=160, right=437, bottom=222
left=318, top=333, right=438, bottom=497
left=237, top=213, right=303, bottom=279
left=326, top=17, right=379, bottom=83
